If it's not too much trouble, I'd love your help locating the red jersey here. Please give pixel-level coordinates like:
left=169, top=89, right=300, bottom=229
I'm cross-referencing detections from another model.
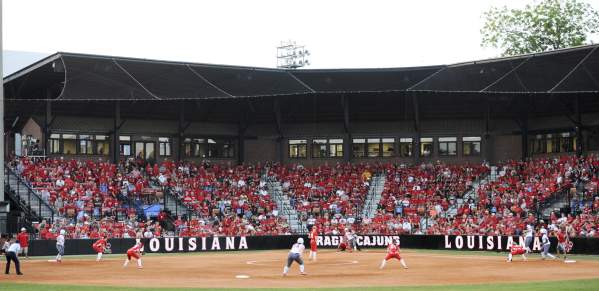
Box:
left=557, top=232, right=566, bottom=243
left=128, top=244, right=143, bottom=253
left=93, top=238, right=107, bottom=250
left=309, top=228, right=318, bottom=242
left=510, top=245, right=525, bottom=255
left=17, top=232, right=29, bottom=247
left=387, top=243, right=400, bottom=255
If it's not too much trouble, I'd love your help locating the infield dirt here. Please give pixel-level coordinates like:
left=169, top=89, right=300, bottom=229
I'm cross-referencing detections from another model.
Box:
left=2, top=249, right=598, bottom=288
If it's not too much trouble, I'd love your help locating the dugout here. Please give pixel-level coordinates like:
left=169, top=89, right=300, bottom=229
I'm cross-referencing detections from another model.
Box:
left=4, top=45, right=599, bottom=165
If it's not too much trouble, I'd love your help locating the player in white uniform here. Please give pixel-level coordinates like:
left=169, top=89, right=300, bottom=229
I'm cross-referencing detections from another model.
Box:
left=540, top=228, right=556, bottom=260
left=56, top=229, right=66, bottom=263
left=283, top=238, right=306, bottom=276
left=524, top=224, right=534, bottom=254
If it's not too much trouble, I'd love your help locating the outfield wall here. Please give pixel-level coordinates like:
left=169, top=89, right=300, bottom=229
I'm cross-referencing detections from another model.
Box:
left=26, top=235, right=599, bottom=256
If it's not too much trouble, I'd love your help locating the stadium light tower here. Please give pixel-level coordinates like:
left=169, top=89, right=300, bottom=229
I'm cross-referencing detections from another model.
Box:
left=277, top=40, right=310, bottom=69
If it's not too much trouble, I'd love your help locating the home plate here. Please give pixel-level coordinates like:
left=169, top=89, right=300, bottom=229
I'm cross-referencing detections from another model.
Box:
left=235, top=274, right=251, bottom=279
left=564, top=260, right=577, bottom=263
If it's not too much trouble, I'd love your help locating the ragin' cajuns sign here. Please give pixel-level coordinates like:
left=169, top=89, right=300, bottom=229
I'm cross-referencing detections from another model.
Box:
left=316, top=235, right=400, bottom=247
left=147, top=237, right=249, bottom=253
left=443, top=235, right=544, bottom=251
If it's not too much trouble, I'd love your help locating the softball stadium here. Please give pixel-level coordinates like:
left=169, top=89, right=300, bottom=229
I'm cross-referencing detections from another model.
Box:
left=2, top=44, right=599, bottom=291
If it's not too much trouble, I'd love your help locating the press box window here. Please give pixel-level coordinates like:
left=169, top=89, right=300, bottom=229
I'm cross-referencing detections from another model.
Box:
left=95, top=135, right=110, bottom=155
left=382, top=138, right=395, bottom=157
left=438, top=137, right=457, bottom=156
left=289, top=139, right=307, bottom=158
left=120, top=136, right=132, bottom=156
left=159, top=137, right=171, bottom=156
left=312, top=139, right=328, bottom=158
left=312, top=139, right=343, bottom=158
left=420, top=138, right=433, bottom=157
left=352, top=139, right=366, bottom=158
left=49, top=134, right=61, bottom=154
left=328, top=139, right=344, bottom=158
left=62, top=134, right=77, bottom=155
left=79, top=135, right=93, bottom=155
left=463, top=137, right=481, bottom=156
left=399, top=138, right=413, bottom=157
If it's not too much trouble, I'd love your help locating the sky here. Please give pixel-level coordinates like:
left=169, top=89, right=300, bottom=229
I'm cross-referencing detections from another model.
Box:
left=3, top=0, right=599, bottom=75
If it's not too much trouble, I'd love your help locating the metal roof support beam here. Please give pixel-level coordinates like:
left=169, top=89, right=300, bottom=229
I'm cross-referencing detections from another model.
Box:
left=43, top=98, right=52, bottom=155
left=484, top=96, right=492, bottom=162
left=112, top=101, right=120, bottom=164
left=273, top=98, right=284, bottom=163
left=177, top=101, right=185, bottom=162
left=576, top=95, right=584, bottom=157
left=412, top=92, right=421, bottom=164
left=520, top=95, right=530, bottom=161
left=341, top=95, right=352, bottom=162
left=237, top=100, right=254, bottom=165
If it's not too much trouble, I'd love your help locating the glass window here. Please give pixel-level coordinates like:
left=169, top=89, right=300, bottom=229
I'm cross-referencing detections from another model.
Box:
left=79, top=135, right=93, bottom=155
left=352, top=138, right=366, bottom=158
left=312, top=139, right=328, bottom=158
left=289, top=139, right=307, bottom=158
left=120, top=136, right=132, bottom=156
left=420, top=137, right=433, bottom=157
left=159, top=137, right=171, bottom=156
left=463, top=137, right=481, bottom=156
left=560, top=132, right=575, bottom=153
left=221, top=140, right=235, bottom=158
left=382, top=138, right=395, bottom=157
left=95, top=135, right=109, bottom=155
left=135, top=142, right=145, bottom=159
left=62, top=134, right=77, bottom=155
left=367, top=138, right=381, bottom=157
left=329, top=139, right=344, bottom=158
left=399, top=138, right=412, bottom=157
left=438, top=137, right=457, bottom=156
left=145, top=142, right=155, bottom=160
left=49, top=134, right=60, bottom=154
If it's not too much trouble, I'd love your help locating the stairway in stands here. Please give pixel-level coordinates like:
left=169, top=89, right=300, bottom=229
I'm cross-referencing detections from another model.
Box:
left=5, top=166, right=56, bottom=223
left=446, top=174, right=489, bottom=218
left=266, top=178, right=307, bottom=234
left=361, top=174, right=386, bottom=219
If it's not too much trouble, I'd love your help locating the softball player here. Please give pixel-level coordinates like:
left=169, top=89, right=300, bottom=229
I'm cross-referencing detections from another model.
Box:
left=540, top=228, right=556, bottom=260
left=507, top=240, right=527, bottom=262
left=524, top=224, right=534, bottom=254
left=380, top=238, right=408, bottom=269
left=56, top=230, right=66, bottom=263
left=555, top=227, right=570, bottom=260
left=283, top=238, right=306, bottom=276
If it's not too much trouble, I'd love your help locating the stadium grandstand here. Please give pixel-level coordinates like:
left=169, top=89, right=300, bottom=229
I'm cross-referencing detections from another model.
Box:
left=2, top=44, right=599, bottom=241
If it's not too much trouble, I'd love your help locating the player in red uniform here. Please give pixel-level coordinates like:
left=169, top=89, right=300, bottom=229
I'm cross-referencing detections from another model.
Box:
left=92, top=236, right=108, bottom=262
left=380, top=239, right=408, bottom=269
left=337, top=236, right=348, bottom=252
left=17, top=228, right=30, bottom=259
left=123, top=241, right=144, bottom=269
left=556, top=227, right=571, bottom=261
left=309, top=226, right=319, bottom=261
left=507, top=242, right=527, bottom=262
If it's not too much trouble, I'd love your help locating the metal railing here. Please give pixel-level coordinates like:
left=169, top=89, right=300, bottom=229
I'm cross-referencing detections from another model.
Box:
left=4, top=165, right=56, bottom=224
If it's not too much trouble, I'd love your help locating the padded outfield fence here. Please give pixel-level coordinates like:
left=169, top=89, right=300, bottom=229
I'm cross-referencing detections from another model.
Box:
left=25, top=235, right=599, bottom=256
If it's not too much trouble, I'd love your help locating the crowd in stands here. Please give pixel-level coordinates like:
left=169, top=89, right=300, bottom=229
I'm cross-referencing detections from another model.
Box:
left=6, top=154, right=599, bottom=240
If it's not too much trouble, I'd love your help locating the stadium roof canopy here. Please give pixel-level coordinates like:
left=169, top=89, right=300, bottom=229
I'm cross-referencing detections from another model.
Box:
left=4, top=44, right=599, bottom=101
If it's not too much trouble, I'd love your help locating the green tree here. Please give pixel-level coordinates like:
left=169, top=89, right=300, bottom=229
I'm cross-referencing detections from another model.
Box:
left=481, top=0, right=599, bottom=56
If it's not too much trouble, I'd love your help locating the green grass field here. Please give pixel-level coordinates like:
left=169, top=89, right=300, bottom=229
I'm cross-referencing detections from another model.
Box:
left=2, top=249, right=598, bottom=291
left=4, top=279, right=599, bottom=291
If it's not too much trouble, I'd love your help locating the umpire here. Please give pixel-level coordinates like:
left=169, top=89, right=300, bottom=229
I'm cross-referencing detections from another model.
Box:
left=5, top=238, right=23, bottom=275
